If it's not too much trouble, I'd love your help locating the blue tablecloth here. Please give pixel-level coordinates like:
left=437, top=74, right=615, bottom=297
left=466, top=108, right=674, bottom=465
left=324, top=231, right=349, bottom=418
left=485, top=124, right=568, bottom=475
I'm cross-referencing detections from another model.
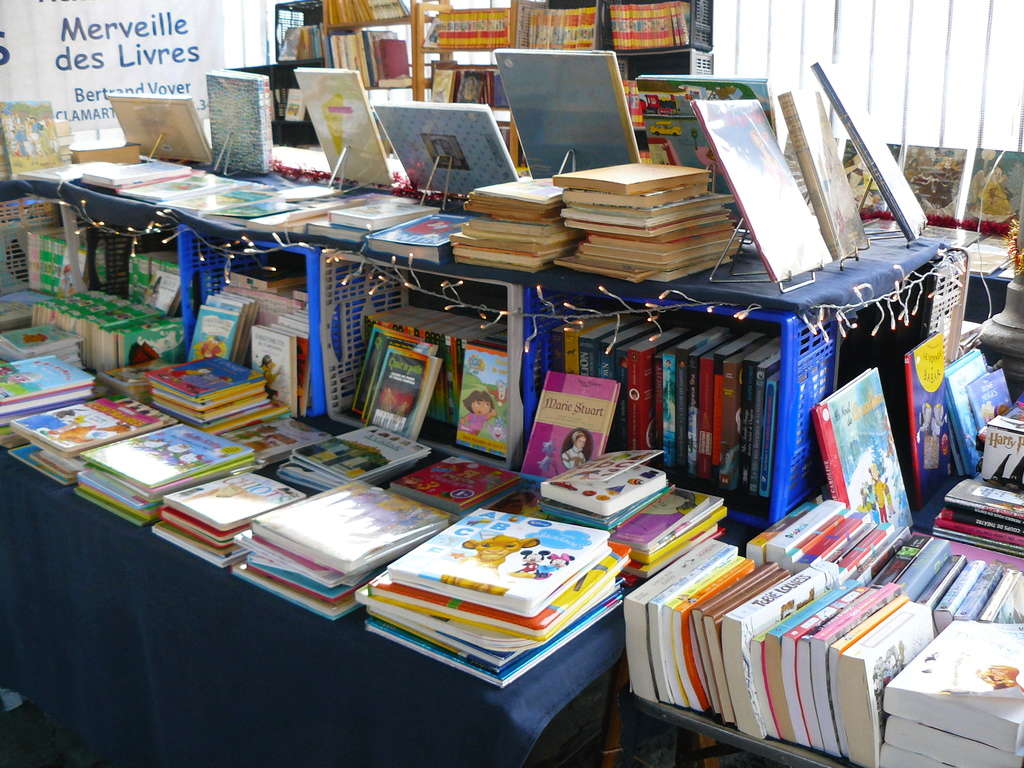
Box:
left=0, top=177, right=947, bottom=315
left=0, top=448, right=625, bottom=768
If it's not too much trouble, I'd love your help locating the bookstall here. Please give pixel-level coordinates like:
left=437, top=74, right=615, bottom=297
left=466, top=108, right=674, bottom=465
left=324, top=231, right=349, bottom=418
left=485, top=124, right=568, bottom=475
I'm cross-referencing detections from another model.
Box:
left=3, top=1, right=1024, bottom=767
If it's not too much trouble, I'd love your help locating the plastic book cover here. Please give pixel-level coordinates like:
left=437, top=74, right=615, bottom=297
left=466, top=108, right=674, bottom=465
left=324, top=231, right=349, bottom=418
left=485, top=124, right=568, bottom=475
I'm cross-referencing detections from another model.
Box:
left=905, top=334, right=953, bottom=508
left=814, top=368, right=911, bottom=528
left=80, top=424, right=253, bottom=488
left=166, top=473, right=305, bottom=529
left=0, top=356, right=92, bottom=401
left=611, top=488, right=723, bottom=549
left=294, top=426, right=428, bottom=478
left=189, top=305, right=240, bottom=360
left=147, top=358, right=260, bottom=398
left=386, top=510, right=609, bottom=613
left=170, top=187, right=277, bottom=212
left=494, top=50, right=639, bottom=179
left=364, top=345, right=432, bottom=437
left=369, top=214, right=473, bottom=247
left=210, top=200, right=301, bottom=219
left=904, top=146, right=967, bottom=219
left=374, top=102, right=517, bottom=195
left=293, top=68, right=392, bottom=187
left=945, top=350, right=989, bottom=472
left=13, top=398, right=165, bottom=453
left=521, top=372, right=620, bottom=477
left=965, top=149, right=1024, bottom=225
left=391, top=457, right=519, bottom=509
left=0, top=101, right=61, bottom=175
left=456, top=343, right=510, bottom=458
left=221, top=419, right=330, bottom=461
left=0, top=324, right=78, bottom=353
left=691, top=99, right=831, bottom=281
left=121, top=174, right=248, bottom=203
left=207, top=70, right=273, bottom=174
left=966, top=369, right=1012, bottom=431
left=252, top=481, right=449, bottom=571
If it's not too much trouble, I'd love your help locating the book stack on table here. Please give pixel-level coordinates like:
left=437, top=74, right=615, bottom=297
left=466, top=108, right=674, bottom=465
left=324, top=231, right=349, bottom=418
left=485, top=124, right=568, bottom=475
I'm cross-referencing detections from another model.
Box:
left=934, top=478, right=1024, bottom=559
left=0, top=324, right=83, bottom=367
left=10, top=397, right=173, bottom=485
left=75, top=424, right=256, bottom=525
left=232, top=481, right=450, bottom=619
left=277, top=426, right=431, bottom=492
left=155, top=473, right=306, bottom=567
left=880, top=621, right=1024, bottom=768
left=552, top=163, right=738, bottom=282
left=306, top=193, right=434, bottom=246
left=357, top=510, right=628, bottom=686
left=389, top=456, right=520, bottom=516
left=0, top=356, right=94, bottom=443
left=145, top=357, right=288, bottom=434
left=220, top=418, right=331, bottom=464
left=453, top=179, right=581, bottom=272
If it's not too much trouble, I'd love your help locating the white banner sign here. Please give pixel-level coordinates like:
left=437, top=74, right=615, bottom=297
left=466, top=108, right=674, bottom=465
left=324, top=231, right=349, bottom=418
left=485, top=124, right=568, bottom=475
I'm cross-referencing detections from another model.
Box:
left=0, top=0, right=226, bottom=131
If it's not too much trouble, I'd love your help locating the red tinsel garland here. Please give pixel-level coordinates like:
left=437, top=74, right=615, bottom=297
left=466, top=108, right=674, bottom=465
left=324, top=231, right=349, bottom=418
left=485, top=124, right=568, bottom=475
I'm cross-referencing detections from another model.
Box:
left=860, top=210, right=1015, bottom=238
left=270, top=161, right=461, bottom=204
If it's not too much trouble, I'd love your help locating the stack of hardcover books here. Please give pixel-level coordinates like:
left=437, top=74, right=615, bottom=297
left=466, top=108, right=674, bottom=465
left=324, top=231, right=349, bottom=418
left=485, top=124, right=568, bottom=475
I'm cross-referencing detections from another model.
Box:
left=625, top=538, right=937, bottom=767
left=933, top=477, right=1024, bottom=558
left=277, top=426, right=430, bottom=492
left=307, top=194, right=433, bottom=246
left=881, top=622, right=1024, bottom=768
left=9, top=397, right=173, bottom=485
left=154, top=473, right=305, bottom=567
left=453, top=179, right=581, bottom=272
left=232, top=481, right=449, bottom=619
left=145, top=357, right=289, bottom=433
left=0, top=356, right=94, bottom=431
left=552, top=163, right=737, bottom=282
left=610, top=488, right=727, bottom=578
left=0, top=324, right=82, bottom=367
left=75, top=424, right=256, bottom=525
left=538, top=451, right=669, bottom=530
left=390, top=456, right=520, bottom=515
left=357, top=510, right=628, bottom=686
left=220, top=419, right=331, bottom=464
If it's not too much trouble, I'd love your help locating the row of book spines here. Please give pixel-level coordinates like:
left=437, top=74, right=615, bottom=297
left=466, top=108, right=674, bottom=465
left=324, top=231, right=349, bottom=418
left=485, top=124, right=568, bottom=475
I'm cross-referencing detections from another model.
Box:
left=324, top=0, right=408, bottom=26
left=370, top=319, right=461, bottom=425
left=436, top=9, right=511, bottom=48
left=608, top=1, right=689, bottom=50
left=525, top=7, right=597, bottom=50
left=624, top=81, right=645, bottom=128
left=327, top=31, right=409, bottom=88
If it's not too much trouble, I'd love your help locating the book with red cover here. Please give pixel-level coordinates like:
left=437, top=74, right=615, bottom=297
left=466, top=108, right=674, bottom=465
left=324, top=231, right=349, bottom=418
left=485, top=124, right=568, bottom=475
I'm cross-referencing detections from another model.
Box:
left=904, top=333, right=952, bottom=508
left=708, top=333, right=764, bottom=479
left=934, top=514, right=1024, bottom=549
left=696, top=349, right=717, bottom=478
left=623, top=328, right=688, bottom=450
left=389, top=456, right=519, bottom=513
left=377, top=38, right=410, bottom=80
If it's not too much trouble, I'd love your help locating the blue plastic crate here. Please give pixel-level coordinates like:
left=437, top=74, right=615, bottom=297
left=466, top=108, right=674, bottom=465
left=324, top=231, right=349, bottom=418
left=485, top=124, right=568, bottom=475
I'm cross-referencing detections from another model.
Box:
left=176, top=227, right=328, bottom=418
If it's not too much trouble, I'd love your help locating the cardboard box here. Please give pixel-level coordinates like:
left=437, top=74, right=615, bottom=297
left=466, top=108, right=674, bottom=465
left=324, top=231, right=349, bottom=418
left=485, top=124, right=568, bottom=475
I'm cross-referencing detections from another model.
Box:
left=71, top=143, right=141, bottom=164
left=981, top=415, right=1024, bottom=484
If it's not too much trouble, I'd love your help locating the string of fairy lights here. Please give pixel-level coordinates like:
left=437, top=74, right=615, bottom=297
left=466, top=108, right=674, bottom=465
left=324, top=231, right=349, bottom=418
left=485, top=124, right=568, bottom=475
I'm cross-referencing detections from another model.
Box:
left=40, top=190, right=967, bottom=356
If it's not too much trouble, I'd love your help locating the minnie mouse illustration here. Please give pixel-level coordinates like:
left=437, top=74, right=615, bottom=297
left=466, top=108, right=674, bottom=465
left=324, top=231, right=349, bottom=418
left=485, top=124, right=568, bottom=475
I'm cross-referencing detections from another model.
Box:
left=536, top=552, right=575, bottom=579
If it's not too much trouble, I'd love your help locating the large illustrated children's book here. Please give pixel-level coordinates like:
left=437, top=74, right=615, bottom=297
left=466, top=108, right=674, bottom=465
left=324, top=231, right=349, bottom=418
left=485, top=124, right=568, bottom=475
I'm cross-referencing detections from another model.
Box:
left=11, top=398, right=170, bottom=456
left=189, top=304, right=240, bottom=360
left=146, top=358, right=261, bottom=399
left=455, top=342, right=510, bottom=458
left=520, top=371, right=620, bottom=477
left=813, top=368, right=911, bottom=528
left=0, top=101, right=61, bottom=175
left=0, top=356, right=93, bottom=404
left=389, top=456, right=519, bottom=513
left=164, top=473, right=305, bottom=530
left=220, top=419, right=330, bottom=463
left=904, top=334, right=952, bottom=508
left=386, top=509, right=610, bottom=615
left=945, top=350, right=989, bottom=473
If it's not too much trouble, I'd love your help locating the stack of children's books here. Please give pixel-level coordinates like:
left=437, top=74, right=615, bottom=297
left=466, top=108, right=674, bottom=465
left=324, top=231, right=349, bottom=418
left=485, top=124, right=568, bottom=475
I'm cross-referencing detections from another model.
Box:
left=552, top=163, right=737, bottom=282
left=0, top=324, right=83, bottom=366
left=221, top=418, right=331, bottom=463
left=9, top=397, right=174, bottom=485
left=453, top=179, right=581, bottom=272
left=390, top=456, right=520, bottom=515
left=189, top=293, right=258, bottom=364
left=880, top=622, right=1024, bottom=768
left=96, top=358, right=169, bottom=403
left=75, top=424, right=256, bottom=525
left=357, top=510, right=628, bottom=686
left=32, top=292, right=184, bottom=371
left=306, top=194, right=434, bottom=246
left=539, top=451, right=670, bottom=530
left=232, top=481, right=450, bottom=619
left=154, top=473, right=306, bottom=567
left=145, top=357, right=289, bottom=433
left=278, top=426, right=430, bottom=491
left=0, top=356, right=94, bottom=428
left=610, top=488, right=727, bottom=578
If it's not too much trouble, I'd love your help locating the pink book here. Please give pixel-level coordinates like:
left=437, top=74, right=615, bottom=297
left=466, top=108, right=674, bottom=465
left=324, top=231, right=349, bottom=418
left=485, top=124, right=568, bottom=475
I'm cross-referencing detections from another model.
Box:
left=521, top=372, right=620, bottom=477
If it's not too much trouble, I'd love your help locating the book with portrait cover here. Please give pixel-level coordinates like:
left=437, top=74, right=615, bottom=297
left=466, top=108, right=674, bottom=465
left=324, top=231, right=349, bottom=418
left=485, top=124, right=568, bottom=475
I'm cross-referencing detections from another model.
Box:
left=904, top=334, right=953, bottom=508
left=813, top=368, right=911, bottom=528
left=521, top=371, right=619, bottom=477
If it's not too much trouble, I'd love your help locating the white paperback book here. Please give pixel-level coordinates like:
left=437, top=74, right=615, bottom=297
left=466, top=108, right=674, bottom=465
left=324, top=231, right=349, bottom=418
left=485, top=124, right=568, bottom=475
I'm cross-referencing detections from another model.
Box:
left=835, top=601, right=935, bottom=768
left=721, top=567, right=834, bottom=738
left=763, top=500, right=847, bottom=567
left=884, top=715, right=1023, bottom=768
left=884, top=622, right=1024, bottom=753
left=623, top=539, right=737, bottom=702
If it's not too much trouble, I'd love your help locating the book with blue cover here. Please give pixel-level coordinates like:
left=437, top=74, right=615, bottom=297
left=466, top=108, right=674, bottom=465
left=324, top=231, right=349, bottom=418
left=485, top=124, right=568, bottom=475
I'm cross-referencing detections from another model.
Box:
left=904, top=334, right=953, bottom=507
left=365, top=214, right=473, bottom=264
left=0, top=356, right=93, bottom=404
left=945, top=350, right=989, bottom=473
left=147, top=358, right=261, bottom=399
left=374, top=102, right=516, bottom=196
left=966, top=369, right=1012, bottom=432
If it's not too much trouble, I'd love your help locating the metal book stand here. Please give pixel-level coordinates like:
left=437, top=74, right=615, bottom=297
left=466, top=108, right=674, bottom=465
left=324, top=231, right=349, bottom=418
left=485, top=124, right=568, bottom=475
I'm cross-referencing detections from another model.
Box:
left=327, top=146, right=352, bottom=193
left=420, top=153, right=455, bottom=211
left=707, top=217, right=818, bottom=294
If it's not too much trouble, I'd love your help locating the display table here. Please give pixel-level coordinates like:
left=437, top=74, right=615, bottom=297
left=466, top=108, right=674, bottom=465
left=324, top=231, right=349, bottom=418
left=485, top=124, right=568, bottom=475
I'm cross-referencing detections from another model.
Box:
left=0, top=450, right=625, bottom=768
